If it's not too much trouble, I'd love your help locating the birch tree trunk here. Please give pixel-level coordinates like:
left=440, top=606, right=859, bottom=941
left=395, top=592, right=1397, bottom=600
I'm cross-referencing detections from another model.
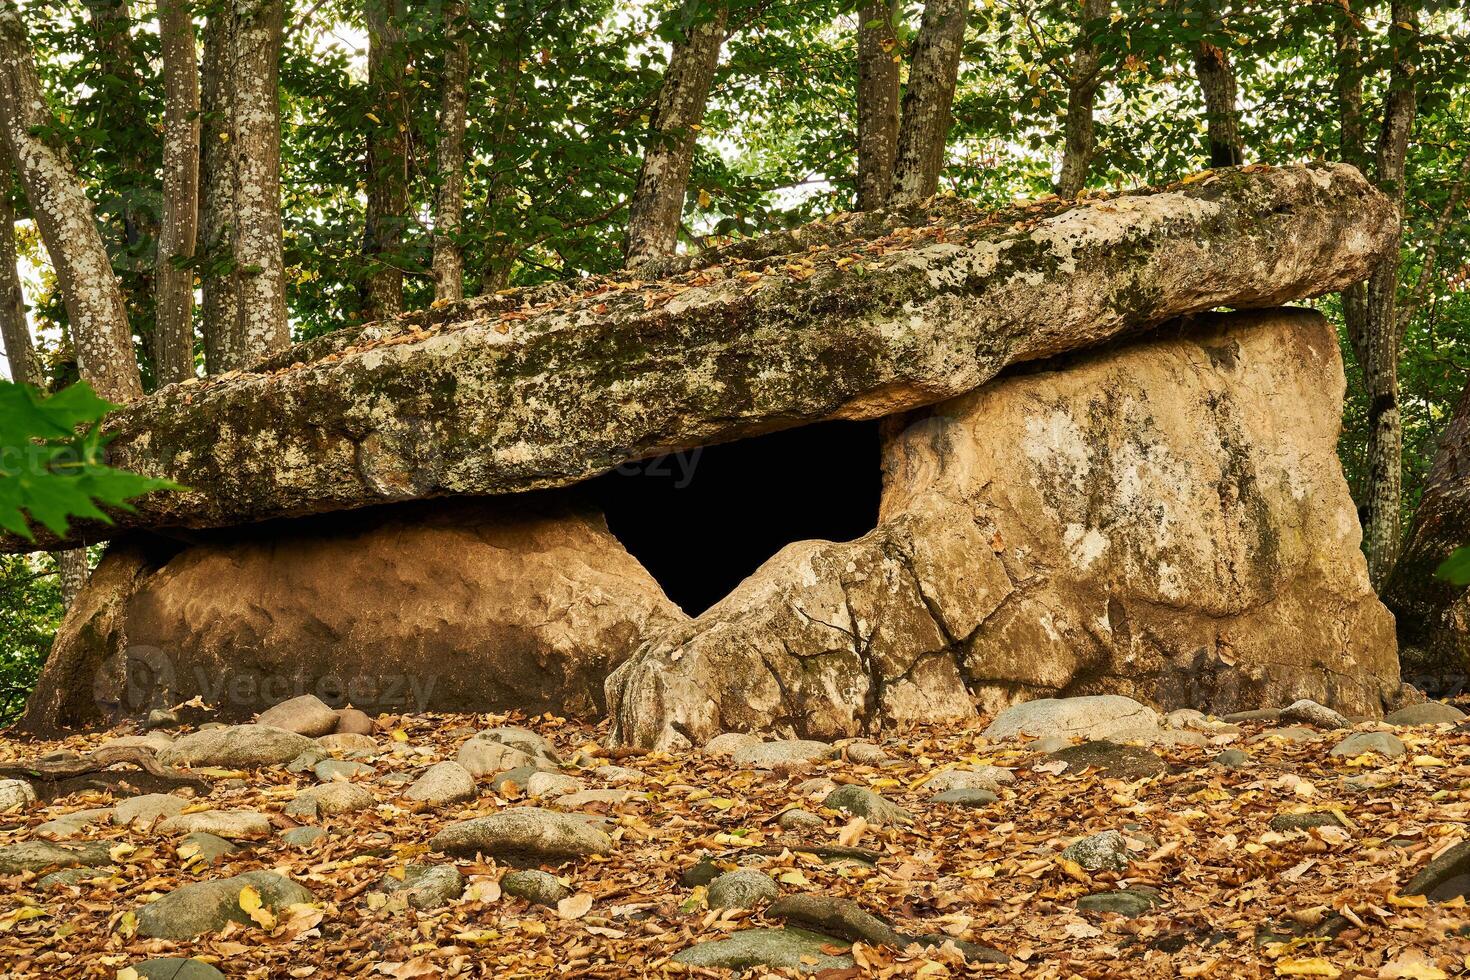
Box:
left=0, top=1, right=142, bottom=403
left=432, top=0, right=469, bottom=304
left=154, top=0, right=200, bottom=386
left=230, top=0, right=289, bottom=364
left=623, top=3, right=728, bottom=266
left=199, top=8, right=239, bottom=374
left=364, top=0, right=409, bottom=320
left=1192, top=40, right=1244, bottom=167
left=1055, top=0, right=1109, bottom=198
left=889, top=0, right=969, bottom=206
left=856, top=0, right=900, bottom=211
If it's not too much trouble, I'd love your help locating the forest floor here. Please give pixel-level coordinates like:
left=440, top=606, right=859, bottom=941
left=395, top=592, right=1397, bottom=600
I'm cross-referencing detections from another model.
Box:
left=0, top=708, right=1468, bottom=979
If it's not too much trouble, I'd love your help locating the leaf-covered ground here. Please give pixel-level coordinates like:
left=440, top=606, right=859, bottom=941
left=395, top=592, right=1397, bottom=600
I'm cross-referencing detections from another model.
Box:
left=1, top=709, right=1468, bottom=979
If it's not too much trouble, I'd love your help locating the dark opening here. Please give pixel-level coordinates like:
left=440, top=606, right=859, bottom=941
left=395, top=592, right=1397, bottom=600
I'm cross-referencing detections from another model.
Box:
left=590, top=420, right=883, bottom=616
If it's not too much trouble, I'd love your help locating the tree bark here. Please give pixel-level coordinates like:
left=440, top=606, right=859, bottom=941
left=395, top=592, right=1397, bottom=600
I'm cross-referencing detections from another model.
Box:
left=1351, top=0, right=1418, bottom=590
left=1055, top=0, right=1109, bottom=198
left=432, top=0, right=469, bottom=304
left=0, top=1, right=142, bottom=404
left=363, top=0, right=409, bottom=320
left=890, top=0, right=969, bottom=206
left=199, top=8, right=240, bottom=374
left=154, top=0, right=200, bottom=386
left=1192, top=41, right=1244, bottom=167
left=623, top=3, right=728, bottom=266
left=856, top=0, right=900, bottom=211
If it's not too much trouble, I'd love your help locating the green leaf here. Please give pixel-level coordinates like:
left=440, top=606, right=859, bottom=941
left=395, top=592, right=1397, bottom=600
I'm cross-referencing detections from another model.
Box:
left=1436, top=548, right=1470, bottom=586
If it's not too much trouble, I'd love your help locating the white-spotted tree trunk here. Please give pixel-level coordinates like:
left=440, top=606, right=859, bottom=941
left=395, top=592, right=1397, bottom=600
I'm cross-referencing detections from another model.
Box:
left=1056, top=0, right=1109, bottom=198
left=154, top=0, right=200, bottom=385
left=856, top=0, right=900, bottom=210
left=433, top=0, right=469, bottom=304
left=889, top=0, right=969, bottom=206
left=1192, top=41, right=1244, bottom=167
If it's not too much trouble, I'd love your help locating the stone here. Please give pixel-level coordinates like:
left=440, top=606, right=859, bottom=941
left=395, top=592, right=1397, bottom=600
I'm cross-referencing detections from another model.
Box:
left=778, top=808, right=825, bottom=831
left=315, top=759, right=373, bottom=781
left=158, top=725, right=315, bottom=768
left=1224, top=708, right=1283, bottom=723
left=280, top=827, right=327, bottom=847
left=156, top=810, right=272, bottom=840
left=318, top=732, right=378, bottom=756
left=1257, top=726, right=1320, bottom=744
left=823, top=785, right=913, bottom=825
left=1061, top=831, right=1132, bottom=873
left=0, top=841, right=113, bottom=875
left=525, top=772, right=586, bottom=798
left=1050, top=741, right=1167, bottom=780
left=104, top=732, right=176, bottom=752
left=766, top=894, right=905, bottom=947
left=1406, top=841, right=1470, bottom=901
left=1280, top=699, right=1350, bottom=729
left=376, top=864, right=464, bottom=910
left=502, top=869, right=571, bottom=906
left=672, top=928, right=854, bottom=972
left=703, top=732, right=761, bottom=757
left=475, top=727, right=560, bottom=763
left=177, top=833, right=236, bottom=864
left=488, top=766, right=548, bottom=793
left=932, top=788, right=999, bottom=807
left=731, top=740, right=836, bottom=768
left=554, top=789, right=646, bottom=809
left=136, top=871, right=313, bottom=939
left=297, top=782, right=375, bottom=815
left=1269, top=811, right=1348, bottom=832
left=1330, top=731, right=1406, bottom=758
left=1077, top=888, right=1162, bottom=918
left=405, top=762, right=477, bottom=806
left=286, top=747, right=329, bottom=773
left=146, top=709, right=180, bottom=731
left=1029, top=736, right=1074, bottom=753
left=844, top=742, right=890, bottom=766
left=592, top=765, right=643, bottom=784
left=1386, top=702, right=1466, bottom=726
left=1166, top=709, right=1211, bottom=730
left=1213, top=749, right=1251, bottom=768
left=430, top=807, right=614, bottom=864
left=258, top=695, right=340, bottom=737
left=458, top=739, right=536, bottom=778
left=680, top=857, right=721, bottom=888
left=0, top=779, right=35, bottom=812
left=609, top=312, right=1399, bottom=748
left=36, top=807, right=112, bottom=839
left=922, top=767, right=1014, bottom=794
left=37, top=867, right=107, bottom=890
left=336, top=707, right=377, bottom=735
left=985, top=697, right=1163, bottom=743
left=707, top=869, right=778, bottom=909
left=113, top=793, right=188, bottom=827
left=130, top=960, right=227, bottom=980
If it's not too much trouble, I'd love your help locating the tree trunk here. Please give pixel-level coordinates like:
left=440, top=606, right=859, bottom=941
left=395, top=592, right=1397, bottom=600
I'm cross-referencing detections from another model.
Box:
left=623, top=4, right=728, bottom=266
left=1335, top=2, right=1368, bottom=392
left=1192, top=41, right=1244, bottom=167
left=432, top=0, right=469, bottom=304
left=856, top=0, right=900, bottom=211
left=229, top=0, right=289, bottom=364
left=1345, top=0, right=1418, bottom=590
left=0, top=1, right=142, bottom=403
left=199, top=8, right=240, bottom=374
left=1055, top=0, right=1109, bottom=198
left=889, top=0, right=969, bottom=206
left=153, top=0, right=200, bottom=386
left=364, top=0, right=409, bottom=320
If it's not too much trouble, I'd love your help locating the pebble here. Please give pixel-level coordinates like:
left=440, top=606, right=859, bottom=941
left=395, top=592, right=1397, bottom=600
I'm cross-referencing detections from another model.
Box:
left=156, top=810, right=273, bottom=840
left=280, top=826, right=327, bottom=847
left=258, top=695, right=340, bottom=737
left=1269, top=811, right=1348, bottom=832
left=130, top=959, right=226, bottom=980
left=984, top=696, right=1161, bottom=743
left=335, top=707, right=377, bottom=735
left=932, top=788, right=998, bottom=807
left=843, top=742, right=890, bottom=766
left=823, top=786, right=912, bottom=825
left=1329, top=731, right=1406, bottom=758
left=1049, top=740, right=1166, bottom=780
left=923, top=767, right=1013, bottom=794
left=113, top=794, right=188, bottom=827
left=1279, top=699, right=1349, bottom=730
left=177, top=833, right=237, bottom=864
left=405, top=761, right=477, bottom=806
left=1405, top=840, right=1470, bottom=901
left=777, top=808, right=825, bottom=831
left=592, top=765, right=644, bottom=784
left=732, top=739, right=836, bottom=769
left=297, top=782, right=375, bottom=815
left=672, top=927, right=854, bottom=971
left=1060, top=830, right=1132, bottom=872
left=159, top=725, right=316, bottom=768
left=315, top=759, right=374, bottom=782
left=1212, top=748, right=1251, bottom=768
left=136, top=871, right=312, bottom=939
left=0, top=840, right=112, bottom=874
left=1077, top=887, right=1162, bottom=918
left=703, top=732, right=761, bottom=757
left=430, top=806, right=614, bottom=863
left=36, top=807, right=112, bottom=839
left=0, top=779, right=36, bottom=812
left=376, top=863, right=464, bottom=910
left=317, top=732, right=378, bottom=756
left=525, top=772, right=586, bottom=798
left=1386, top=702, right=1466, bottom=726
left=707, top=869, right=778, bottom=909
left=502, top=869, right=571, bottom=905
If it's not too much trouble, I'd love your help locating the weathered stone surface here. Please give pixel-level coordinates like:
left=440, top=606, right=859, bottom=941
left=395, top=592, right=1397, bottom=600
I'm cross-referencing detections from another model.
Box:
left=113, top=794, right=187, bottom=827
left=1077, top=888, right=1162, bottom=918
left=501, top=869, right=570, bottom=906
left=33, top=499, right=684, bottom=731
left=136, top=871, right=312, bottom=939
left=10, top=164, right=1393, bottom=554
left=158, top=725, right=315, bottom=768
left=823, top=786, right=913, bottom=825
left=335, top=707, right=377, bottom=735
left=130, top=959, right=226, bottom=980
left=1061, top=831, right=1132, bottom=872
left=1050, top=741, right=1168, bottom=780
left=610, top=311, right=1399, bottom=747
left=672, top=928, right=853, bottom=972
left=375, top=864, right=464, bottom=910
left=430, top=807, right=613, bottom=864
left=318, top=732, right=378, bottom=756
left=766, top=894, right=905, bottom=948
left=922, top=767, right=1013, bottom=794
left=1330, top=731, right=1406, bottom=758
left=707, top=869, right=778, bottom=909
left=1386, top=702, right=1466, bottom=726
left=731, top=740, right=836, bottom=769
left=297, top=782, right=375, bottom=816
left=1405, top=841, right=1470, bottom=901
left=0, top=840, right=112, bottom=875
left=1280, top=699, right=1350, bottom=730
left=405, top=762, right=476, bottom=806
left=0, top=779, right=36, bottom=812
left=984, top=696, right=1161, bottom=743
left=155, top=810, right=273, bottom=840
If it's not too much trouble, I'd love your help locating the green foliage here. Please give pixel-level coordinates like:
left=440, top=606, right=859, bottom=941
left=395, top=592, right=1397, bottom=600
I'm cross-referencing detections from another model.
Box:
left=1436, top=546, right=1470, bottom=586
left=0, top=553, right=64, bottom=725
left=0, top=380, right=179, bottom=541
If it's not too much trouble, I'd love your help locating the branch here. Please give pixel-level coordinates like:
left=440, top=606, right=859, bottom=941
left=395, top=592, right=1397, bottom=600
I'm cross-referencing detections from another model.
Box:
left=1399, top=151, right=1470, bottom=336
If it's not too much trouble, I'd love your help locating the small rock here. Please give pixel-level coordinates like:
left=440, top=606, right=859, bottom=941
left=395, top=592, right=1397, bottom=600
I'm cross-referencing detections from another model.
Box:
left=680, top=856, right=722, bottom=888
left=843, top=742, right=890, bottom=766
left=317, top=732, right=378, bottom=756
left=113, top=794, right=188, bottom=827
left=258, top=695, right=340, bottom=736
left=145, top=708, right=181, bottom=731
left=280, top=826, right=327, bottom=847
left=286, top=747, right=329, bottom=774
left=707, top=869, right=778, bottom=909
left=703, top=732, right=761, bottom=757
left=1212, top=748, right=1251, bottom=768
left=793, top=777, right=839, bottom=798
left=766, top=894, right=904, bottom=947
left=0, top=779, right=36, bottom=812
left=159, top=725, right=316, bottom=768
left=488, top=766, right=547, bottom=792
left=0, top=840, right=113, bottom=875
left=1386, top=702, right=1466, bottom=726
left=430, top=806, right=613, bottom=864
left=672, top=928, right=854, bottom=972
left=932, top=788, right=998, bottom=808
left=1405, top=840, right=1470, bottom=901
left=1223, top=708, right=1282, bottom=723
left=177, top=833, right=236, bottom=864
left=985, top=696, right=1162, bottom=743
left=592, top=765, right=644, bottom=784
left=1077, top=888, right=1162, bottom=918
left=404, top=761, right=477, bottom=806
left=502, top=868, right=570, bottom=905
left=37, top=866, right=107, bottom=890
left=923, top=767, right=1013, bottom=794
left=472, top=727, right=559, bottom=764
left=457, top=738, right=539, bottom=778
left=732, top=739, right=836, bottom=769
left=156, top=810, right=272, bottom=840
left=36, top=807, right=112, bottom=839
left=1279, top=699, right=1349, bottom=729
left=1050, top=740, right=1167, bottom=780
left=777, top=808, right=825, bottom=831
left=1330, top=731, right=1406, bottom=758
left=1256, top=726, right=1320, bottom=744
left=335, top=707, right=377, bottom=735
left=1166, top=709, right=1211, bottom=730
left=1268, top=811, right=1348, bottom=832
left=297, top=782, right=375, bottom=815
left=1061, top=830, right=1132, bottom=872
left=315, top=759, right=373, bottom=782
left=1029, top=736, right=1074, bottom=753
left=376, top=863, right=464, bottom=910
left=136, top=871, right=312, bottom=939
left=525, top=772, right=586, bottom=798
left=130, top=959, right=226, bottom=980
left=823, top=785, right=912, bottom=825
left=555, top=788, right=647, bottom=809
